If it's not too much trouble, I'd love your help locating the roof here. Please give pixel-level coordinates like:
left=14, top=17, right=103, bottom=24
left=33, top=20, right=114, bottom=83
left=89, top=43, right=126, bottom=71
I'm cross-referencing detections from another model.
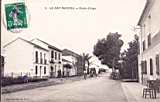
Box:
left=31, top=38, right=62, bottom=52
left=62, top=49, right=80, bottom=57
left=137, top=0, right=153, bottom=25
left=3, top=37, right=49, bottom=51
left=62, top=58, right=72, bottom=63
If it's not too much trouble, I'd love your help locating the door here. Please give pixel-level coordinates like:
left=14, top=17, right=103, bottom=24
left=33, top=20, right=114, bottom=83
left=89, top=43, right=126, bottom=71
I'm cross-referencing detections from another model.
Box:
left=50, top=66, right=54, bottom=77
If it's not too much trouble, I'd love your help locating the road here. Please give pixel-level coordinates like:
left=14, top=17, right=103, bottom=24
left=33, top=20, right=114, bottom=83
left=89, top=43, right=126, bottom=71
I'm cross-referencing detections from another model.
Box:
left=2, top=73, right=128, bottom=102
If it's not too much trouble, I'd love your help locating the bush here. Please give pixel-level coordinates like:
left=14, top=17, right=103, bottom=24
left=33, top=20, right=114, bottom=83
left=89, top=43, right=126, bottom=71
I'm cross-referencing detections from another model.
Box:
left=2, top=76, right=48, bottom=86
left=2, top=76, right=28, bottom=86
left=29, top=77, right=48, bottom=82
left=2, top=77, right=12, bottom=86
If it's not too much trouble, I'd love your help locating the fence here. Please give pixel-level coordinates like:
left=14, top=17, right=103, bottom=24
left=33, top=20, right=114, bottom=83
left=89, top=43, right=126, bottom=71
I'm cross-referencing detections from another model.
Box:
left=4, top=72, right=31, bottom=78
left=2, top=72, right=49, bottom=86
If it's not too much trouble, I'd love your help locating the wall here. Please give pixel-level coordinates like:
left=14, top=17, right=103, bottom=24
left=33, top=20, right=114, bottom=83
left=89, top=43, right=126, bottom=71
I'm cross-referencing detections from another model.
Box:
left=138, top=0, right=160, bottom=83
left=62, top=55, right=77, bottom=76
left=33, top=47, right=49, bottom=78
left=31, top=39, right=63, bottom=77
left=4, top=39, right=34, bottom=77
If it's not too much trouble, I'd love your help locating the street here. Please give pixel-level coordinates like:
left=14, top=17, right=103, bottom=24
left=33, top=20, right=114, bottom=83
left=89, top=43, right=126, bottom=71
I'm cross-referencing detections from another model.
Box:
left=2, top=73, right=128, bottom=102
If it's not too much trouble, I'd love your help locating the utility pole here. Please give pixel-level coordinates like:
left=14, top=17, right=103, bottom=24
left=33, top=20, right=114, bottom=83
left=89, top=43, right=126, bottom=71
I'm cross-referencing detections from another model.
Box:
left=132, top=25, right=144, bottom=84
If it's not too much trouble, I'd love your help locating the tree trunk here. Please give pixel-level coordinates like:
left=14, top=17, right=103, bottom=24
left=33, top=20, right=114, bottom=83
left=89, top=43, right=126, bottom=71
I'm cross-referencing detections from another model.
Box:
left=87, top=61, right=90, bottom=74
left=112, top=57, right=115, bottom=72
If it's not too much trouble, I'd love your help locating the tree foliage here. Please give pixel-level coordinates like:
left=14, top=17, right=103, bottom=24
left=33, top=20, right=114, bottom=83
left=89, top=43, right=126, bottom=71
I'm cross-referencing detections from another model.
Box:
left=93, top=32, right=123, bottom=68
left=121, top=35, right=139, bottom=79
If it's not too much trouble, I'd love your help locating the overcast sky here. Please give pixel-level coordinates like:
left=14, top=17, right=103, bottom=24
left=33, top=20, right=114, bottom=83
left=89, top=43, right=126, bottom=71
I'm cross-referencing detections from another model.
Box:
left=1, top=0, right=146, bottom=55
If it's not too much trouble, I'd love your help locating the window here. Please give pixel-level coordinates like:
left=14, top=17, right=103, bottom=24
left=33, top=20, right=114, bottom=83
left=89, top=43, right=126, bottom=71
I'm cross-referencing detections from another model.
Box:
left=58, top=53, right=61, bottom=60
left=1, top=56, right=4, bottom=66
left=148, top=34, right=151, bottom=47
left=35, top=51, right=38, bottom=63
left=144, top=61, right=147, bottom=74
left=40, top=52, right=42, bottom=64
left=141, top=61, right=147, bottom=74
left=35, top=66, right=38, bottom=75
left=44, top=53, right=46, bottom=60
left=44, top=54, right=47, bottom=64
left=55, top=52, right=57, bottom=60
left=44, top=67, right=46, bottom=74
left=51, top=66, right=53, bottom=72
left=51, top=51, right=54, bottom=58
left=156, top=55, right=160, bottom=75
left=150, top=58, right=153, bottom=75
left=40, top=66, right=42, bottom=77
left=143, top=40, right=146, bottom=51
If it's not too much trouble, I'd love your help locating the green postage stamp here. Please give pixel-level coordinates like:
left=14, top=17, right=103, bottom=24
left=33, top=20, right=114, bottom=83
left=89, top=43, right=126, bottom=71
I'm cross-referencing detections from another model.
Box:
left=5, top=2, right=28, bottom=30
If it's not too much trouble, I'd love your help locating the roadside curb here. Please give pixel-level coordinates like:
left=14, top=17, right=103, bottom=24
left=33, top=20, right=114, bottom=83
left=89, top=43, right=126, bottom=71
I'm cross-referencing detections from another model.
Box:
left=121, top=82, right=160, bottom=102
left=2, top=80, right=63, bottom=94
left=2, top=76, right=85, bottom=94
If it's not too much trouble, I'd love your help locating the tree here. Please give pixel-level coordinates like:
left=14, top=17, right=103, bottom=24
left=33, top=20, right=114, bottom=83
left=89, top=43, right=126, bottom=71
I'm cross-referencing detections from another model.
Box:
left=81, top=53, right=92, bottom=74
left=121, top=35, right=139, bottom=79
left=93, top=32, right=123, bottom=71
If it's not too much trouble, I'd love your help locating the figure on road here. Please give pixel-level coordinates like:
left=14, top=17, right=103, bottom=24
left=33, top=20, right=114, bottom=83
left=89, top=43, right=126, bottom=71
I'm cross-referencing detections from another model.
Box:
left=84, top=69, right=87, bottom=80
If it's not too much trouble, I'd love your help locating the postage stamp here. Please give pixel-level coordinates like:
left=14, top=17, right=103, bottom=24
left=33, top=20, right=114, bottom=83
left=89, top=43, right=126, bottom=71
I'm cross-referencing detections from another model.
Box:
left=5, top=2, right=28, bottom=31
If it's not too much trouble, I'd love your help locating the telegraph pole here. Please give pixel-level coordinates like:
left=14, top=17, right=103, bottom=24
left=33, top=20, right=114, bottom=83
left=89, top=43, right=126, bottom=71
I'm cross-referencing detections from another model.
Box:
left=132, top=25, right=144, bottom=84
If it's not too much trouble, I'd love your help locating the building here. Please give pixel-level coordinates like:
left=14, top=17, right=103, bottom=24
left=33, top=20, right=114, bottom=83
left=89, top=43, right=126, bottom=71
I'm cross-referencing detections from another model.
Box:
left=137, top=0, right=160, bottom=84
left=62, top=58, right=73, bottom=77
left=1, top=48, right=5, bottom=77
left=31, top=38, right=63, bottom=78
left=3, top=37, right=49, bottom=78
left=1, top=55, right=5, bottom=77
left=62, top=49, right=83, bottom=76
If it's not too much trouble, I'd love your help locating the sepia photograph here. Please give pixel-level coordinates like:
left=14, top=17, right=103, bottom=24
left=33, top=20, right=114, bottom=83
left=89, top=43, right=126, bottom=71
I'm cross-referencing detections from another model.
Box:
left=1, top=0, right=160, bottom=102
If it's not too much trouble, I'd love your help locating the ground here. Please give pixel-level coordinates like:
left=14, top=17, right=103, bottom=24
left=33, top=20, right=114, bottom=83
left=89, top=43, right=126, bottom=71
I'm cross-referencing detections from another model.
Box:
left=2, top=73, right=128, bottom=102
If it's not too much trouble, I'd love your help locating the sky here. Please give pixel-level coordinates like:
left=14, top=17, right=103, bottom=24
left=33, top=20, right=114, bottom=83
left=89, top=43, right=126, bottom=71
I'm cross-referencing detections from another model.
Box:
left=1, top=0, right=146, bottom=56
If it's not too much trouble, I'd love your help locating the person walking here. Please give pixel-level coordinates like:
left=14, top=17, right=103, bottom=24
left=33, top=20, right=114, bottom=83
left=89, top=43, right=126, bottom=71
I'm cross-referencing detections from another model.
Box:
left=84, top=70, right=87, bottom=80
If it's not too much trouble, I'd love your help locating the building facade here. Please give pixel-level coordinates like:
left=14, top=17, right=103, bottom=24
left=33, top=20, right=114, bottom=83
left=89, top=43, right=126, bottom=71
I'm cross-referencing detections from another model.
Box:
left=62, top=56, right=77, bottom=76
left=62, top=58, right=73, bottom=77
left=31, top=38, right=63, bottom=78
left=1, top=48, right=5, bottom=77
left=62, top=49, right=83, bottom=76
left=1, top=55, right=5, bottom=77
left=3, top=37, right=49, bottom=78
left=138, top=0, right=160, bottom=84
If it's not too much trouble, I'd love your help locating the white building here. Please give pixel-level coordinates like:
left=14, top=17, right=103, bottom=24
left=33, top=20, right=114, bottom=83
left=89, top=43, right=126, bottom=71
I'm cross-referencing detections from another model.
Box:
left=137, top=0, right=160, bottom=84
left=62, top=56, right=77, bottom=76
left=31, top=38, right=63, bottom=78
left=62, top=49, right=80, bottom=76
left=3, top=37, right=49, bottom=78
left=62, top=59, right=73, bottom=77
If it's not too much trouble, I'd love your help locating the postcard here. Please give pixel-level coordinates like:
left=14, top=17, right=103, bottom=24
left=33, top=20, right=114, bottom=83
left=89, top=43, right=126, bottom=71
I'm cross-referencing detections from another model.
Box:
left=1, top=0, right=160, bottom=102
